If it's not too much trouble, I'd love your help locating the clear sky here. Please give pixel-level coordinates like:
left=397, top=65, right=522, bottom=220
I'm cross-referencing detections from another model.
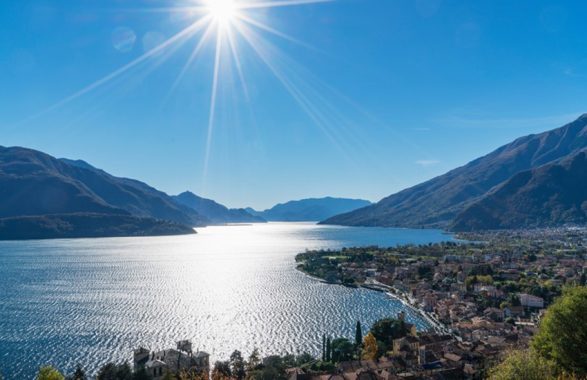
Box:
left=1, top=0, right=586, bottom=209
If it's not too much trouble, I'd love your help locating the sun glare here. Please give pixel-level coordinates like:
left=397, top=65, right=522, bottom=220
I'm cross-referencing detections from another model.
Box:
left=40, top=0, right=335, bottom=180
left=206, top=0, right=239, bottom=24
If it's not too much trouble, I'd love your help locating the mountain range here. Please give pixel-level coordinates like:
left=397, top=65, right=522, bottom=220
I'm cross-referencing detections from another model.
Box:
left=0, top=146, right=369, bottom=239
left=247, top=197, right=372, bottom=222
left=323, top=114, right=587, bottom=231
left=0, top=146, right=207, bottom=239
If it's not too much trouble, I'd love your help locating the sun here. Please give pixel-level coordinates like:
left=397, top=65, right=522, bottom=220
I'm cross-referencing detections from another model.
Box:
left=206, top=0, right=239, bottom=25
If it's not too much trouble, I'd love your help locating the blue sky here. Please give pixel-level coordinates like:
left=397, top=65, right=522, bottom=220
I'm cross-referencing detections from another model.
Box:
left=1, top=0, right=586, bottom=209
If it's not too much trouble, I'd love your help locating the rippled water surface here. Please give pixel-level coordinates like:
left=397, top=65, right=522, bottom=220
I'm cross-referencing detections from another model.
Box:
left=0, top=223, right=453, bottom=378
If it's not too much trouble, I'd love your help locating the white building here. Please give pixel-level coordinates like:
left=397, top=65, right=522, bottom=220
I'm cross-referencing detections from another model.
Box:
left=518, top=293, right=544, bottom=308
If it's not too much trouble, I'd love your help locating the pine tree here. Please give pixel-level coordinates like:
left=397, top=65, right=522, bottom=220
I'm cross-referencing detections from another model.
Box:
left=355, top=321, right=363, bottom=349
left=247, top=348, right=261, bottom=372
left=229, top=350, right=246, bottom=380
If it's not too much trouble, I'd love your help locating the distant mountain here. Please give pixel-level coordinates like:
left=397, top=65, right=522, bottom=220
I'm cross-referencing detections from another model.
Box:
left=0, top=146, right=205, bottom=239
left=172, top=191, right=265, bottom=224
left=251, top=197, right=372, bottom=222
left=323, top=114, right=587, bottom=230
left=452, top=150, right=587, bottom=231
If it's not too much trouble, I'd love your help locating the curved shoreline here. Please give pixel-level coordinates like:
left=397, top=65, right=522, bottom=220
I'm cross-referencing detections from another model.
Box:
left=296, top=267, right=450, bottom=334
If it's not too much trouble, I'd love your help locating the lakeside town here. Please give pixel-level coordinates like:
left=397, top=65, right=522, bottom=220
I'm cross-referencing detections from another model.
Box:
left=290, top=228, right=587, bottom=379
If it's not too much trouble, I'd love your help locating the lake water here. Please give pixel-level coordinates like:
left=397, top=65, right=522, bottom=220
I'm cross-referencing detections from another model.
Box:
left=0, top=223, right=453, bottom=379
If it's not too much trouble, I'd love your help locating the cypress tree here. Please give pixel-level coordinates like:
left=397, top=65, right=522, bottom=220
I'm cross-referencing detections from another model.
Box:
left=355, top=321, right=363, bottom=349
left=322, top=334, right=326, bottom=361
left=326, top=337, right=332, bottom=362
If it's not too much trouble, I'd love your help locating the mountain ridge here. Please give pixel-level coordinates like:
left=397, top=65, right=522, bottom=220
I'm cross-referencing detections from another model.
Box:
left=322, top=114, right=587, bottom=230
left=451, top=149, right=587, bottom=231
left=172, top=191, right=265, bottom=224
left=0, top=146, right=205, bottom=239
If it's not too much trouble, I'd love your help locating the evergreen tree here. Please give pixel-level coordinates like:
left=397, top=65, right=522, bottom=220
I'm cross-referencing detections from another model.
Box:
left=354, top=321, right=363, bottom=349
left=97, top=363, right=133, bottom=380
left=247, top=349, right=261, bottom=372
left=325, top=337, right=331, bottom=362
left=321, top=335, right=326, bottom=361
left=330, top=338, right=354, bottom=363
left=212, top=361, right=231, bottom=380
left=229, top=350, right=246, bottom=380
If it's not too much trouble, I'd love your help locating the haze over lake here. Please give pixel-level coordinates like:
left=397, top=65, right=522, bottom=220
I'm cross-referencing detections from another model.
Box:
left=0, top=223, right=453, bottom=378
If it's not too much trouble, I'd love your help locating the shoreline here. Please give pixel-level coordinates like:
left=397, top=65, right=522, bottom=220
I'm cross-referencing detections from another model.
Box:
left=361, top=279, right=452, bottom=335
left=297, top=267, right=451, bottom=335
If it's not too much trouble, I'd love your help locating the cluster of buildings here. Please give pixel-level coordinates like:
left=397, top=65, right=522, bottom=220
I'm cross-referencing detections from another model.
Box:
left=294, top=229, right=587, bottom=378
left=133, top=340, right=209, bottom=379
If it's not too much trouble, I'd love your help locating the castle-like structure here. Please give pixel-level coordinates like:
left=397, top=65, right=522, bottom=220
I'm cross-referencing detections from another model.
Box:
left=133, top=340, right=210, bottom=379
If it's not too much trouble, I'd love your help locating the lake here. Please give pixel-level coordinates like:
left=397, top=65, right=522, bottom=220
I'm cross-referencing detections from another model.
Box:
left=0, top=222, right=453, bottom=378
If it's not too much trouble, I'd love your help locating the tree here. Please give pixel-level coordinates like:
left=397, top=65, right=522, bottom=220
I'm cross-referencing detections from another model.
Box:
left=532, top=286, right=587, bottom=376
left=369, top=318, right=407, bottom=348
left=330, top=338, right=354, bottom=363
left=247, top=356, right=288, bottom=380
left=97, top=363, right=133, bottom=380
left=247, top=348, right=261, bottom=371
left=132, top=367, right=153, bottom=380
left=325, top=337, right=331, bottom=362
left=354, top=321, right=363, bottom=350
left=295, top=353, right=315, bottom=367
left=162, top=372, right=175, bottom=380
left=321, top=335, right=326, bottom=361
left=488, top=350, right=555, bottom=380
left=362, top=333, right=378, bottom=360
left=230, top=350, right=246, bottom=380
left=178, top=369, right=207, bottom=380
left=68, top=364, right=87, bottom=380
left=211, top=361, right=231, bottom=380
left=37, top=366, right=65, bottom=380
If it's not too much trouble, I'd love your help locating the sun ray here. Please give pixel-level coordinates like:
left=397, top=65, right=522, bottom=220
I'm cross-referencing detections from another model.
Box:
left=203, top=31, right=224, bottom=181
left=235, top=13, right=317, bottom=50
left=226, top=26, right=250, bottom=100
left=240, top=0, right=335, bottom=10
left=45, top=15, right=212, bottom=114
left=168, top=21, right=217, bottom=97
left=234, top=20, right=347, bottom=153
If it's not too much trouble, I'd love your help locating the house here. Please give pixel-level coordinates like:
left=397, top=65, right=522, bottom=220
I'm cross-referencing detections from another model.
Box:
left=518, top=293, right=544, bottom=308
left=483, top=307, right=504, bottom=322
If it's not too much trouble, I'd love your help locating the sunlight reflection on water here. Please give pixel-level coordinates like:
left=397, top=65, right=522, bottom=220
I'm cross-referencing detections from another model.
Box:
left=0, top=223, right=453, bottom=378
